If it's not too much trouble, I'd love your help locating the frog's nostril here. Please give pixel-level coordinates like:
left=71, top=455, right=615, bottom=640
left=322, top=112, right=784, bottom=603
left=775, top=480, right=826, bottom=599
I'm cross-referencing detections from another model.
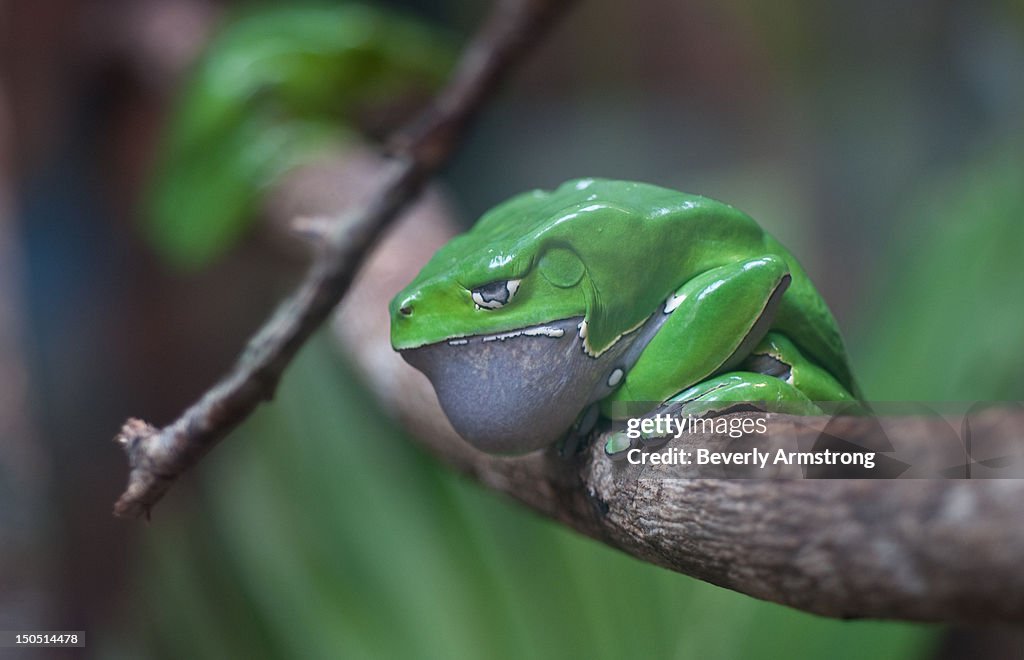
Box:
left=399, top=305, right=413, bottom=317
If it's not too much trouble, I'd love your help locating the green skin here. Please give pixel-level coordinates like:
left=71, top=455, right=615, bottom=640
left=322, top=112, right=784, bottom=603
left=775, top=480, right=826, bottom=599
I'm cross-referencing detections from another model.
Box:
left=391, top=179, right=860, bottom=455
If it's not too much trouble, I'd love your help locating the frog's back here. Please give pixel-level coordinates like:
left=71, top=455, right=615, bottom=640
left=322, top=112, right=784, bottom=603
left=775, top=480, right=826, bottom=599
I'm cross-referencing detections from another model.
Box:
left=559, top=179, right=859, bottom=395
left=488, top=179, right=858, bottom=394
left=760, top=233, right=859, bottom=396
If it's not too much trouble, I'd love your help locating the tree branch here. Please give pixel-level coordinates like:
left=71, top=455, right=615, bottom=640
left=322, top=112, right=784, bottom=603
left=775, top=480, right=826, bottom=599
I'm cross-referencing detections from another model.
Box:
left=410, top=400, right=1024, bottom=622
left=476, top=421, right=1024, bottom=623
left=113, top=0, right=577, bottom=518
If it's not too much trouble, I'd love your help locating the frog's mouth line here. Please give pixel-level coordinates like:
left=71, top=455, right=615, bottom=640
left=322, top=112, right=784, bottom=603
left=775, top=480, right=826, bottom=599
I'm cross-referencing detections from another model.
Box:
left=443, top=321, right=572, bottom=347
left=399, top=316, right=634, bottom=454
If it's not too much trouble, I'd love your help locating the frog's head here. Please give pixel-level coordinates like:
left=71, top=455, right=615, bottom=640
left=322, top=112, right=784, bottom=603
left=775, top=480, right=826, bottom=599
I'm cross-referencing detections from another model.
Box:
left=390, top=196, right=591, bottom=354
left=390, top=179, right=660, bottom=453
left=387, top=178, right=708, bottom=450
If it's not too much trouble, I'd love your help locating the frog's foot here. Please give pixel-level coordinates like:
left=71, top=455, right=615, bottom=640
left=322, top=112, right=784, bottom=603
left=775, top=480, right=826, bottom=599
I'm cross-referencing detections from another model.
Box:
left=603, top=372, right=819, bottom=459
left=603, top=430, right=635, bottom=460
left=603, top=425, right=674, bottom=459
left=601, top=368, right=818, bottom=460
left=667, top=371, right=824, bottom=416
left=603, top=405, right=678, bottom=459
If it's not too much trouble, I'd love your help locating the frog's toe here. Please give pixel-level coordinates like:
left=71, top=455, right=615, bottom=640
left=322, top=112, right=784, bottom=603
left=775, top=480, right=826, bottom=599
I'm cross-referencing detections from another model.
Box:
left=604, top=431, right=635, bottom=460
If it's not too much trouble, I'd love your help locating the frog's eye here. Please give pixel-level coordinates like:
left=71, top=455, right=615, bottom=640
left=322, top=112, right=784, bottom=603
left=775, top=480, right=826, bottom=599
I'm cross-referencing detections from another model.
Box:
left=471, top=279, right=520, bottom=310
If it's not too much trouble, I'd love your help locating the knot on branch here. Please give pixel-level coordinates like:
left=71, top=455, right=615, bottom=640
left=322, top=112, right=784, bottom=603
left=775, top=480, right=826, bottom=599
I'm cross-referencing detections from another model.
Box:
left=115, top=418, right=158, bottom=452
left=113, top=419, right=167, bottom=520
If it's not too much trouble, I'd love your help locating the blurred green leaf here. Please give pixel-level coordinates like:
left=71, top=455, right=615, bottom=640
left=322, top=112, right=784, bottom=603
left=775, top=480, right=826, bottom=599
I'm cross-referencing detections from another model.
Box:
left=146, top=4, right=454, bottom=269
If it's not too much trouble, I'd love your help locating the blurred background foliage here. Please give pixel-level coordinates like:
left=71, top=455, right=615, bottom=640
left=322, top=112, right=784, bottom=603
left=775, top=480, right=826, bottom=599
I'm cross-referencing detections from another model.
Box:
left=146, top=4, right=454, bottom=268
left=4, top=0, right=1023, bottom=658
left=857, top=138, right=1024, bottom=401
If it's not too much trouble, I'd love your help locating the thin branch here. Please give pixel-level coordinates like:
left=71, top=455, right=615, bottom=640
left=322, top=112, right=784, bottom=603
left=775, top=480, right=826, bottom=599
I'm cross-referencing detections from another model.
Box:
left=114, top=0, right=576, bottom=518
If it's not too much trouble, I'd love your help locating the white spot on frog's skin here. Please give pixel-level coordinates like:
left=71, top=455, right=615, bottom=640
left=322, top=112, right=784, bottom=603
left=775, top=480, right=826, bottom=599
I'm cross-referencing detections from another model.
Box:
left=522, top=326, right=565, bottom=338
left=664, top=291, right=688, bottom=314
left=480, top=323, right=566, bottom=343
left=578, top=319, right=588, bottom=339
left=607, top=368, right=624, bottom=387
left=574, top=179, right=595, bottom=190
left=448, top=339, right=469, bottom=346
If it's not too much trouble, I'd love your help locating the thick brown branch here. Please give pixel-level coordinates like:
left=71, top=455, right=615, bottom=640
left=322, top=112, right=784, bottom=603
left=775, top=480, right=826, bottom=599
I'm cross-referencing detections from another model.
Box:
left=114, top=0, right=576, bottom=518
left=442, top=416, right=1024, bottom=623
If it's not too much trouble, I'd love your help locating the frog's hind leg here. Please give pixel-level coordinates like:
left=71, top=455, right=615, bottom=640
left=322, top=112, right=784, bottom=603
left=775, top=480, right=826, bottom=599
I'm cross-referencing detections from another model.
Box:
left=741, top=332, right=861, bottom=410
left=603, top=333, right=860, bottom=458
left=667, top=371, right=821, bottom=415
left=663, top=332, right=861, bottom=415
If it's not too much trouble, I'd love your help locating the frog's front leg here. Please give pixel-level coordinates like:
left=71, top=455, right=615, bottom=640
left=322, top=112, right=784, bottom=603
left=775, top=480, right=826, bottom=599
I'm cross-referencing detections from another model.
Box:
left=742, top=332, right=861, bottom=407
left=602, top=254, right=792, bottom=411
left=599, top=254, right=790, bottom=459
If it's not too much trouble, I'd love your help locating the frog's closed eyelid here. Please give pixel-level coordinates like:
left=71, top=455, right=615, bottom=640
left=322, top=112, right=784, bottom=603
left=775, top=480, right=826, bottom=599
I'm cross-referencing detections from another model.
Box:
left=471, top=279, right=521, bottom=309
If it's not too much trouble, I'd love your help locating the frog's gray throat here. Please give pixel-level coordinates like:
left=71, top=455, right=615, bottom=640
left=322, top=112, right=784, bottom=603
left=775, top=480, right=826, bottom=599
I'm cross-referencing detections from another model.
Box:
left=398, top=315, right=668, bottom=454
